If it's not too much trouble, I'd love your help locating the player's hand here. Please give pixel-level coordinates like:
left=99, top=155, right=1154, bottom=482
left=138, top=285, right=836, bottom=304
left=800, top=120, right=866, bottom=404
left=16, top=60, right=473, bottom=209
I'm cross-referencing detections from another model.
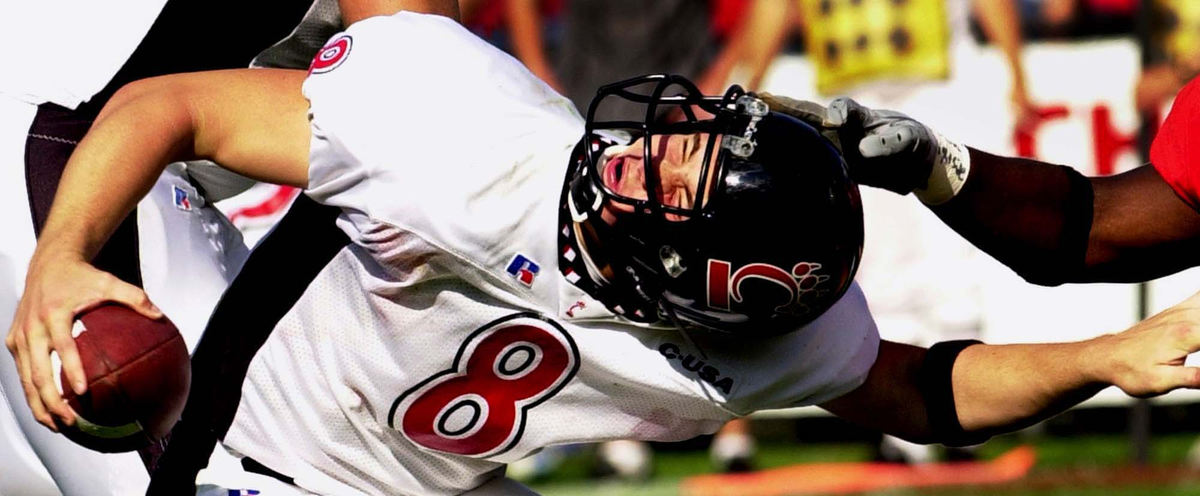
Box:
left=757, top=93, right=843, bottom=152
left=823, top=97, right=938, bottom=195
left=1092, top=291, right=1200, bottom=398
left=5, top=253, right=161, bottom=430
left=758, top=92, right=828, bottom=128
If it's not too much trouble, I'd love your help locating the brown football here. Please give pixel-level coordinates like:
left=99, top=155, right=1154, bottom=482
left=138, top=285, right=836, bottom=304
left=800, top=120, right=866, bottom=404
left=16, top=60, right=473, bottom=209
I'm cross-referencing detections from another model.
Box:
left=57, top=303, right=190, bottom=452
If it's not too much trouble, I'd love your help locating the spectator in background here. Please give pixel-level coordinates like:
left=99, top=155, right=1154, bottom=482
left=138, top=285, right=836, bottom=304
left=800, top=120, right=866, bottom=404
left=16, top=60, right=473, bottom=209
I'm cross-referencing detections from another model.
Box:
left=1137, top=1, right=1200, bottom=116
left=460, top=0, right=566, bottom=91
left=502, top=0, right=752, bottom=118
left=1019, top=0, right=1136, bottom=39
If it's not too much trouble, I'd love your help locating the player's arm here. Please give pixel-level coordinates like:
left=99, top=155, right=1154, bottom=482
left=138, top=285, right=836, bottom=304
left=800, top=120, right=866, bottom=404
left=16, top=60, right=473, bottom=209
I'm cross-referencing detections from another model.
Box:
left=821, top=291, right=1200, bottom=445
left=39, top=68, right=310, bottom=271
left=6, top=68, right=310, bottom=430
left=821, top=97, right=1200, bottom=285
left=937, top=151, right=1200, bottom=283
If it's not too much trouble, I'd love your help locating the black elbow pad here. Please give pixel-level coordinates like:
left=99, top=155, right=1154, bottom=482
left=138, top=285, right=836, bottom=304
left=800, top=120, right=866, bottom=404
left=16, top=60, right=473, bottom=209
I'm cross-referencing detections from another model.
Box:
left=918, top=339, right=990, bottom=447
left=1012, top=166, right=1094, bottom=287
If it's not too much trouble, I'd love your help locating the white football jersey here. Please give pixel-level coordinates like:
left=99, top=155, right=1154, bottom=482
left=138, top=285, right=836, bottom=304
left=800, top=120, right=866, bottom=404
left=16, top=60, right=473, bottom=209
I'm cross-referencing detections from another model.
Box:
left=221, top=12, right=880, bottom=496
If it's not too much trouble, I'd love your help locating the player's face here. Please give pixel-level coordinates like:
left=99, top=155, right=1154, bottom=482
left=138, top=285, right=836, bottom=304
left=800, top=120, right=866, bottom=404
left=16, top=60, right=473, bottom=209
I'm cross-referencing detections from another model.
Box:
left=598, top=133, right=720, bottom=224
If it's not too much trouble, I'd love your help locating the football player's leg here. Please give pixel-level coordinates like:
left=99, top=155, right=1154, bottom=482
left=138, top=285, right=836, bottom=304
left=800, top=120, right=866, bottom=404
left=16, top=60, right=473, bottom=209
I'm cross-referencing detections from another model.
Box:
left=0, top=95, right=64, bottom=496
left=0, top=385, right=57, bottom=496
left=0, top=377, right=57, bottom=496
left=13, top=96, right=154, bottom=496
left=0, top=103, right=58, bottom=495
left=194, top=445, right=316, bottom=496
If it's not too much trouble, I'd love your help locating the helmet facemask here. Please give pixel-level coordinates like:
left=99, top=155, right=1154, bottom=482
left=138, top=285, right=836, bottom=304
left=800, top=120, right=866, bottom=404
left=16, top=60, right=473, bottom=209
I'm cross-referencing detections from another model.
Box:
left=561, top=74, right=863, bottom=337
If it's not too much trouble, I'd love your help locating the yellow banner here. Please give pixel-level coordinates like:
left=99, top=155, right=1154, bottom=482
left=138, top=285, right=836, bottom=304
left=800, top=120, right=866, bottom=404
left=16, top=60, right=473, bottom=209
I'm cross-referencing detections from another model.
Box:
left=799, top=0, right=951, bottom=95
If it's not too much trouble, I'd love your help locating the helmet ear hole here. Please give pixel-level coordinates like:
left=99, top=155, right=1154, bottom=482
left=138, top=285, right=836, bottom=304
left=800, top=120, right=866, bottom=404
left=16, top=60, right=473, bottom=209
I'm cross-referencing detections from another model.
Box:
left=659, top=246, right=686, bottom=278
left=723, top=135, right=755, bottom=158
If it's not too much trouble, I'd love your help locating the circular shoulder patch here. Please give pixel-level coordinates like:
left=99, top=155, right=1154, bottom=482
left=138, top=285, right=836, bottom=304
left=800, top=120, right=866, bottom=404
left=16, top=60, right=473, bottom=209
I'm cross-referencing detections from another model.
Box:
left=309, top=34, right=352, bottom=75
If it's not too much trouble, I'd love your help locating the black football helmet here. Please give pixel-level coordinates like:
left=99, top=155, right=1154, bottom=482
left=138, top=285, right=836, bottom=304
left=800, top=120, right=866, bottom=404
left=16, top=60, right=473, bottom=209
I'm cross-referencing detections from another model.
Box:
left=558, top=74, right=863, bottom=337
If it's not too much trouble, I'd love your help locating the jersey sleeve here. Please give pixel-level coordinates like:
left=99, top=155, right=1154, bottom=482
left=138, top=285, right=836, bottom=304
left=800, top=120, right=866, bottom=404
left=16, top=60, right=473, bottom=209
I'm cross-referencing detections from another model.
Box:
left=1151, top=76, right=1200, bottom=211
left=300, top=12, right=581, bottom=223
left=722, top=283, right=880, bottom=414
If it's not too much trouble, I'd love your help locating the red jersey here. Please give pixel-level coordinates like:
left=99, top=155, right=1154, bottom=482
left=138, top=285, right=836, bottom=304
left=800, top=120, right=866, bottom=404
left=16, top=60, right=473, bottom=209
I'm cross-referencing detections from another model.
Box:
left=1151, top=76, right=1200, bottom=210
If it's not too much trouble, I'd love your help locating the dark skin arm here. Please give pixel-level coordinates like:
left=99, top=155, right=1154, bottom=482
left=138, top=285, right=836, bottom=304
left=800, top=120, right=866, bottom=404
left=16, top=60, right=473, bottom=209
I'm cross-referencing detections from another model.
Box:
left=933, top=150, right=1200, bottom=283
left=812, top=96, right=1200, bottom=284
left=1088, top=164, right=1200, bottom=278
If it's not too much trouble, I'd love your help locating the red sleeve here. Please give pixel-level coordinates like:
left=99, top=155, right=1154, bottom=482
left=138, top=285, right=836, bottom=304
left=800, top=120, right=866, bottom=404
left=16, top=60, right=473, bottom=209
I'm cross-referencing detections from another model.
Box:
left=1151, top=76, right=1200, bottom=210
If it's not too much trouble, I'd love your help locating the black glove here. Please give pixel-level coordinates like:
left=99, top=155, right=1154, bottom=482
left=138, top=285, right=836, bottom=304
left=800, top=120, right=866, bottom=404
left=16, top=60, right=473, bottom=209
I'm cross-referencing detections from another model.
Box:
left=825, top=97, right=940, bottom=195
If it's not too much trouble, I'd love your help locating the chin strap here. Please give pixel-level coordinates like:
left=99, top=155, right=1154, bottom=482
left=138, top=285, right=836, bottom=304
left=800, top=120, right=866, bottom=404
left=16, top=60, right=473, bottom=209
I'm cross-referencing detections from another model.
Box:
left=558, top=139, right=660, bottom=323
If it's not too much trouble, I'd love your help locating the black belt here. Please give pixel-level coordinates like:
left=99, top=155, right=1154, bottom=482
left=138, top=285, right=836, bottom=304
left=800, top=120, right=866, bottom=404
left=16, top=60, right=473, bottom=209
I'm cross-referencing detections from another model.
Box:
left=242, top=456, right=296, bottom=486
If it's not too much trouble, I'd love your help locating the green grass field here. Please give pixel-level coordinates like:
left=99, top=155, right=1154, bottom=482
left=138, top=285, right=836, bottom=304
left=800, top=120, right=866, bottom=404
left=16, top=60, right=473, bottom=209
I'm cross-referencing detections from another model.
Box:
left=525, top=432, right=1200, bottom=496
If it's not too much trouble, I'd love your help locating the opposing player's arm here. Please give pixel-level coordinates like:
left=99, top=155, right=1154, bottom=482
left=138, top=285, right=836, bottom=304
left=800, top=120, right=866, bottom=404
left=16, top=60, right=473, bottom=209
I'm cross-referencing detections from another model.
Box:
left=821, top=293, right=1200, bottom=445
left=8, top=68, right=309, bottom=429
left=1086, top=165, right=1200, bottom=278
left=820, top=97, right=1200, bottom=285
left=932, top=151, right=1200, bottom=284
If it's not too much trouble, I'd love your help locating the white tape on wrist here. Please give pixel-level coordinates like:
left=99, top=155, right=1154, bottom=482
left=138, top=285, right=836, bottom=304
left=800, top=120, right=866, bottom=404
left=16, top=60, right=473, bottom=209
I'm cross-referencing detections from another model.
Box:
left=915, top=132, right=971, bottom=205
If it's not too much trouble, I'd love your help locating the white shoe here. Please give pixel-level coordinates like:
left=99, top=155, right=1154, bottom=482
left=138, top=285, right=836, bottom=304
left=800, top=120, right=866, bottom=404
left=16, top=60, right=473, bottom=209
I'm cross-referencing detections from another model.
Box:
left=710, top=432, right=756, bottom=472
left=595, top=440, right=653, bottom=480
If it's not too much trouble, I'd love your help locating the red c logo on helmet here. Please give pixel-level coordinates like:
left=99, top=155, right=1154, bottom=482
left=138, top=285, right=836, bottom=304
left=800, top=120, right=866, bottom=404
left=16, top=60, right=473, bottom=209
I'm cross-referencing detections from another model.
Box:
left=309, top=35, right=352, bottom=75
left=706, top=259, right=828, bottom=313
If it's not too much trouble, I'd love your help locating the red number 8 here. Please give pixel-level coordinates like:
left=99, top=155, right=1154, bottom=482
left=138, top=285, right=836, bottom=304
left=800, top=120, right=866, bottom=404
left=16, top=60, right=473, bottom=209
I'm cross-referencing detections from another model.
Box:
left=388, top=313, right=579, bottom=457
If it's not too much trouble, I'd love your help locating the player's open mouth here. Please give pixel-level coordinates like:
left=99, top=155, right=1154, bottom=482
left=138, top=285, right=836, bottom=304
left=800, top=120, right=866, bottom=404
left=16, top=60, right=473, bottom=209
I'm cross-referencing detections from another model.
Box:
left=604, top=154, right=624, bottom=190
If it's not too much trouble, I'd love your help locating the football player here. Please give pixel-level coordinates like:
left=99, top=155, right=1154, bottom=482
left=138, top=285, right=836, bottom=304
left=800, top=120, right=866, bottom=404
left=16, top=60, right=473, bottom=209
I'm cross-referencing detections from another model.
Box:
left=9, top=2, right=1200, bottom=494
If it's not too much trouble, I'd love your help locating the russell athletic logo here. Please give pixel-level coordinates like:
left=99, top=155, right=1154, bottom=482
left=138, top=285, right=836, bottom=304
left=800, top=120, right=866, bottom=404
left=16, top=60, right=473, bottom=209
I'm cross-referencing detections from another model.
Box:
left=506, top=254, right=540, bottom=287
left=309, top=35, right=352, bottom=74
left=706, top=259, right=829, bottom=314
left=172, top=185, right=191, bottom=211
